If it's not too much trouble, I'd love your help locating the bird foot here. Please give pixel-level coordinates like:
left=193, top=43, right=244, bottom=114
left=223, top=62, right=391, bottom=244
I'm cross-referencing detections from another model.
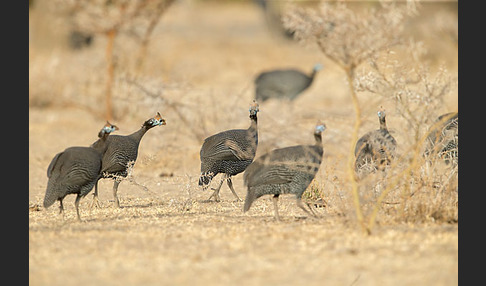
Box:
left=89, top=196, right=102, bottom=209
left=206, top=194, right=220, bottom=202
left=207, top=189, right=221, bottom=202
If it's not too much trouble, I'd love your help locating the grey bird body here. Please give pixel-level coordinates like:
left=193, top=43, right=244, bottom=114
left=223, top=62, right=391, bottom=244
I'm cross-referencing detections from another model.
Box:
left=93, top=113, right=166, bottom=208
left=101, top=132, right=143, bottom=178
left=199, top=101, right=259, bottom=202
left=424, top=112, right=458, bottom=165
left=243, top=123, right=325, bottom=220
left=199, top=129, right=257, bottom=179
left=255, top=64, right=322, bottom=102
left=43, top=123, right=117, bottom=220
left=354, top=110, right=397, bottom=177
left=44, top=147, right=102, bottom=208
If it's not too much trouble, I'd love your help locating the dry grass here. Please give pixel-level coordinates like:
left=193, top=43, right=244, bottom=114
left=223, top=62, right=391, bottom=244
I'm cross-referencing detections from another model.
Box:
left=282, top=1, right=457, bottom=232
left=29, top=1, right=457, bottom=285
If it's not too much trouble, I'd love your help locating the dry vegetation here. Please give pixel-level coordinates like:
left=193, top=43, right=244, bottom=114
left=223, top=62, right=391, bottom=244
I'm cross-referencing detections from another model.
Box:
left=29, top=0, right=458, bottom=285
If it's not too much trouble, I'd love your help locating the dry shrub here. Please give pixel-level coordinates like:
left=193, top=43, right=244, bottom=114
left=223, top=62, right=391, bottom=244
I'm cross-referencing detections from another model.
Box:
left=44, top=0, right=176, bottom=120
left=283, top=1, right=457, bottom=232
left=283, top=1, right=413, bottom=72
left=354, top=43, right=458, bottom=226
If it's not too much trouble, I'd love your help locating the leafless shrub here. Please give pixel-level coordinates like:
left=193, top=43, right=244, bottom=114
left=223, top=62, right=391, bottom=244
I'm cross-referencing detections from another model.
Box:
left=283, top=1, right=457, bottom=233
left=356, top=48, right=454, bottom=138
left=283, top=1, right=417, bottom=234
left=116, top=75, right=219, bottom=143
left=352, top=41, right=457, bottom=228
left=283, top=1, right=413, bottom=73
left=47, top=0, right=176, bottom=120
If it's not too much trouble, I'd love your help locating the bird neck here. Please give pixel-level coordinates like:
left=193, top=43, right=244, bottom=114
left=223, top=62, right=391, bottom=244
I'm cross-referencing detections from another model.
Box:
left=249, top=114, right=258, bottom=131
left=90, top=132, right=110, bottom=154
left=248, top=115, right=258, bottom=143
left=129, top=125, right=150, bottom=142
left=379, top=118, right=387, bottom=131
left=314, top=133, right=323, bottom=147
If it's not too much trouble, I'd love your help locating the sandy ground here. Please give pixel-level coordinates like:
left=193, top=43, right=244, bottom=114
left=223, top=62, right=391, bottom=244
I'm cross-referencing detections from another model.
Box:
left=29, top=1, right=458, bottom=285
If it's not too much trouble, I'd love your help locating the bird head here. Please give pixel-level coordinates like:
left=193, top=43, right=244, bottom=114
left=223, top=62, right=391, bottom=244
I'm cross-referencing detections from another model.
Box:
left=315, top=122, right=327, bottom=135
left=377, top=108, right=386, bottom=120
left=143, top=112, right=166, bottom=128
left=249, top=100, right=260, bottom=118
left=98, top=121, right=119, bottom=138
left=313, top=63, right=323, bottom=72
left=377, top=107, right=389, bottom=130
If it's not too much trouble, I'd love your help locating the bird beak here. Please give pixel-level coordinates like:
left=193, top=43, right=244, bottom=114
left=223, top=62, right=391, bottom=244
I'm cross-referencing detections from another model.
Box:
left=105, top=121, right=119, bottom=132
left=154, top=112, right=166, bottom=126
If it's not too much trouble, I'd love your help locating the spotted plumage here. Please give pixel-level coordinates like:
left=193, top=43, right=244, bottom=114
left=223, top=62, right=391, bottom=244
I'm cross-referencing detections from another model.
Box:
left=424, top=112, right=458, bottom=165
left=91, top=112, right=166, bottom=208
left=354, top=109, right=397, bottom=177
left=199, top=101, right=259, bottom=202
left=43, top=122, right=118, bottom=220
left=254, top=63, right=322, bottom=102
left=243, top=123, right=326, bottom=220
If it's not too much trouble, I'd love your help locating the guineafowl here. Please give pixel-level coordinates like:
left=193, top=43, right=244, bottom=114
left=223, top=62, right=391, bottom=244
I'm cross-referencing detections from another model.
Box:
left=424, top=112, right=458, bottom=165
left=199, top=100, right=260, bottom=202
left=243, top=122, right=326, bottom=220
left=91, top=112, right=166, bottom=208
left=354, top=109, right=397, bottom=177
left=43, top=122, right=118, bottom=220
left=254, top=63, right=323, bottom=102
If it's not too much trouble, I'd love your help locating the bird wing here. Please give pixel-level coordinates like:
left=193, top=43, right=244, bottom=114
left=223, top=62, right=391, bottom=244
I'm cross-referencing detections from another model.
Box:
left=355, top=130, right=397, bottom=162
left=50, top=148, right=102, bottom=186
left=200, top=130, right=255, bottom=161
left=371, top=130, right=397, bottom=156
left=244, top=145, right=322, bottom=187
left=244, top=158, right=295, bottom=187
left=256, top=70, right=311, bottom=96
left=223, top=139, right=256, bottom=160
left=354, top=133, right=371, bottom=156
left=47, top=151, right=63, bottom=178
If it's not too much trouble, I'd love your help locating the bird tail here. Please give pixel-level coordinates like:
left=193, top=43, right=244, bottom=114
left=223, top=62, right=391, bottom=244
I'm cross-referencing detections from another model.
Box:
left=43, top=185, right=58, bottom=209
left=198, top=172, right=213, bottom=187
left=243, top=186, right=256, bottom=213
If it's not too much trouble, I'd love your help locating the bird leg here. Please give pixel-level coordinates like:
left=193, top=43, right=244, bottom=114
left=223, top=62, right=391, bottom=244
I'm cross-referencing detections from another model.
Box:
left=75, top=194, right=82, bottom=221
left=296, top=198, right=317, bottom=217
left=59, top=199, right=65, bottom=218
left=208, top=176, right=225, bottom=202
left=226, top=176, right=242, bottom=202
left=113, top=180, right=121, bottom=208
left=272, top=194, right=281, bottom=221
left=89, top=180, right=102, bottom=209
left=306, top=202, right=318, bottom=217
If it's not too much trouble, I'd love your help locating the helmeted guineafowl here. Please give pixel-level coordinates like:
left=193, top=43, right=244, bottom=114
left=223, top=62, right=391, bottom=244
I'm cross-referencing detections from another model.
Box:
left=199, top=100, right=260, bottom=202
left=254, top=63, right=323, bottom=102
left=91, top=112, right=166, bottom=208
left=354, top=109, right=397, bottom=177
left=43, top=122, right=118, bottom=220
left=424, top=112, right=458, bottom=165
left=243, top=122, right=326, bottom=220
